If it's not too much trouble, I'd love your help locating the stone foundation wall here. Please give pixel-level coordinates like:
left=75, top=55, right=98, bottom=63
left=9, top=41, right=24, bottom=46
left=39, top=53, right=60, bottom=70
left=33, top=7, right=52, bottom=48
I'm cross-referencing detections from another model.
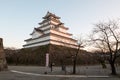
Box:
left=0, top=38, right=7, bottom=71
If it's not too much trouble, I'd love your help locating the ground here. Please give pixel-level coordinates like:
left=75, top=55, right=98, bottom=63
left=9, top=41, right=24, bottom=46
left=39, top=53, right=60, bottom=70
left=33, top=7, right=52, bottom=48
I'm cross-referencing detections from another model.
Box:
left=0, top=65, right=120, bottom=80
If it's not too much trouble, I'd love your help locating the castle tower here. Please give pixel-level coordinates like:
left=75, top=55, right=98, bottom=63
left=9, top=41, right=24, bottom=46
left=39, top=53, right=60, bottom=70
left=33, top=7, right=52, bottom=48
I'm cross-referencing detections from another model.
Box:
left=23, top=12, right=77, bottom=48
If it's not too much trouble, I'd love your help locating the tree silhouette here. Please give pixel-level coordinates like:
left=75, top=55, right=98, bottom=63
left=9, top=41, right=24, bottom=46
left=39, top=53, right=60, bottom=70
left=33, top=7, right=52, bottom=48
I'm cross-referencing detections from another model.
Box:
left=90, top=20, right=120, bottom=75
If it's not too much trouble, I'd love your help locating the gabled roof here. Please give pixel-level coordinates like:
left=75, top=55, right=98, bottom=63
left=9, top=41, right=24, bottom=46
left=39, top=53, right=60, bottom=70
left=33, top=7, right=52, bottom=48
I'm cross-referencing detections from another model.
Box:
left=30, top=28, right=44, bottom=35
left=43, top=11, right=60, bottom=19
left=34, top=28, right=44, bottom=33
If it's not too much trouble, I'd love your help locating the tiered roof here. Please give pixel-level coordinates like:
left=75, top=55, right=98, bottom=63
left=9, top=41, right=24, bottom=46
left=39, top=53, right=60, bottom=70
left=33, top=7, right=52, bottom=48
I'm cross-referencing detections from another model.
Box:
left=30, top=28, right=44, bottom=35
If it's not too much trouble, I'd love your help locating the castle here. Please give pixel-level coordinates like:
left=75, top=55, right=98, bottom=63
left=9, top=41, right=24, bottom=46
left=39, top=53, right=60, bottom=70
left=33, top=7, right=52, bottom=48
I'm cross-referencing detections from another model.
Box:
left=23, top=12, right=77, bottom=48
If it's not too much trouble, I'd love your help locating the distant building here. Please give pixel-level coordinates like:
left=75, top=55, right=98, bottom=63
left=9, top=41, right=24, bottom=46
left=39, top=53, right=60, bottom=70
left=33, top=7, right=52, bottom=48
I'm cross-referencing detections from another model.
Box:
left=23, top=12, right=77, bottom=48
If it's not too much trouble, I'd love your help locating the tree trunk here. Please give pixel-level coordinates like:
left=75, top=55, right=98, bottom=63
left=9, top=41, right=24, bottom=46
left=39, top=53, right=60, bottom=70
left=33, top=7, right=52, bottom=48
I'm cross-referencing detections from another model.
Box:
left=109, top=61, right=117, bottom=75
left=73, top=47, right=79, bottom=74
left=73, top=58, right=76, bottom=74
left=50, top=63, right=53, bottom=72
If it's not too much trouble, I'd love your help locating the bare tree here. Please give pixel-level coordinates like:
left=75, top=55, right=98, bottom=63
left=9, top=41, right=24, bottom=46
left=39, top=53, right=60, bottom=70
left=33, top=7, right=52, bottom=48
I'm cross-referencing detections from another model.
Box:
left=72, top=35, right=85, bottom=74
left=90, top=20, right=120, bottom=75
left=53, top=36, right=86, bottom=74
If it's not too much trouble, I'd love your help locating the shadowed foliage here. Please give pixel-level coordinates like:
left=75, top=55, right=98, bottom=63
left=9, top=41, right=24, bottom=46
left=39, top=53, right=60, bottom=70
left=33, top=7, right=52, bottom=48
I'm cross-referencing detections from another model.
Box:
left=5, top=44, right=98, bottom=66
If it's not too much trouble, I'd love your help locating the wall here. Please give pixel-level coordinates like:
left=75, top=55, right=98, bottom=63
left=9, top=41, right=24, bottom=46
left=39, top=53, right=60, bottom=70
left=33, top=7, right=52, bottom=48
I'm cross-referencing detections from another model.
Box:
left=0, top=38, right=7, bottom=71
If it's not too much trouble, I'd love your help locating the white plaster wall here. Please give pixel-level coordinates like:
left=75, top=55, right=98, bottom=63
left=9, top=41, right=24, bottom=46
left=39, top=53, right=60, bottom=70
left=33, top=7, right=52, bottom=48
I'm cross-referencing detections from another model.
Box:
left=26, top=36, right=50, bottom=44
left=25, top=35, right=77, bottom=48
left=40, top=22, right=49, bottom=26
left=50, top=40, right=77, bottom=48
left=40, top=25, right=51, bottom=30
left=32, top=32, right=42, bottom=39
left=50, top=40, right=62, bottom=45
left=57, top=27, right=67, bottom=33
left=50, top=35, right=77, bottom=45
left=24, top=41, right=50, bottom=48
left=44, top=30, right=50, bottom=34
left=50, top=30, right=71, bottom=38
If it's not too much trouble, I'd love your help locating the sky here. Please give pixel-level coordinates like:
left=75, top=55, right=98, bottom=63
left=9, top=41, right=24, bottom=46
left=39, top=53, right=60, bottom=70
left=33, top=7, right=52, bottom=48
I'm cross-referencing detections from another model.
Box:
left=0, top=0, right=120, bottom=49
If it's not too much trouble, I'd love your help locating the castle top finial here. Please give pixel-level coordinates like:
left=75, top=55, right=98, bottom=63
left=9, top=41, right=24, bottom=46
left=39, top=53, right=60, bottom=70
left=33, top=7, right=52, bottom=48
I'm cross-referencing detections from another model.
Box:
left=47, top=11, right=50, bottom=14
left=43, top=11, right=60, bottom=19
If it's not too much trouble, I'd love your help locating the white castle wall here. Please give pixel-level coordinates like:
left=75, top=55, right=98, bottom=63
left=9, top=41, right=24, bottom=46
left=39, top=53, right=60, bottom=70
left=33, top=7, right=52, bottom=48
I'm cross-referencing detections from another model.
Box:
left=50, top=35, right=76, bottom=45
left=32, top=31, right=42, bottom=39
left=50, top=30, right=70, bottom=38
left=26, top=36, right=50, bottom=44
left=24, top=41, right=50, bottom=48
